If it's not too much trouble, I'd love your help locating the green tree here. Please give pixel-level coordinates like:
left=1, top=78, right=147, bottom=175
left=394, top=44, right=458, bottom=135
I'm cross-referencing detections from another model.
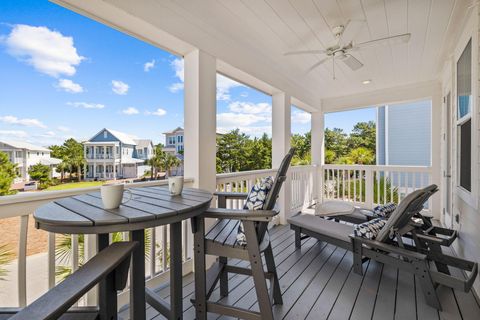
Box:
left=291, top=131, right=311, bottom=162
left=347, top=121, right=376, bottom=151
left=28, top=163, right=51, bottom=188
left=324, top=128, right=348, bottom=159
left=0, top=244, right=14, bottom=280
left=324, top=149, right=336, bottom=164
left=0, top=151, right=18, bottom=195
left=216, top=129, right=250, bottom=173
left=148, top=144, right=165, bottom=179
left=161, top=153, right=181, bottom=177
left=347, top=147, right=375, bottom=165
left=49, top=145, right=68, bottom=182
left=63, top=139, right=85, bottom=182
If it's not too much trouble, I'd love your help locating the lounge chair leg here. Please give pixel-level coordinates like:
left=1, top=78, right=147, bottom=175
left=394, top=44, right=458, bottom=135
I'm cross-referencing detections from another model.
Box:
left=294, top=227, right=302, bottom=248
left=415, top=261, right=442, bottom=310
left=244, top=221, right=274, bottom=320
left=193, top=217, right=207, bottom=320
left=264, top=244, right=283, bottom=305
left=352, top=239, right=363, bottom=275
left=219, top=256, right=229, bottom=297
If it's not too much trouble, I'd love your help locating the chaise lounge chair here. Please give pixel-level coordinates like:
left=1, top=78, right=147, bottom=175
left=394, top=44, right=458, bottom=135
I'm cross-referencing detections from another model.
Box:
left=288, top=186, right=478, bottom=310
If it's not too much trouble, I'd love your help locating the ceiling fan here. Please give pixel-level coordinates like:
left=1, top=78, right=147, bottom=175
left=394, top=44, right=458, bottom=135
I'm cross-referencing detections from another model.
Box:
left=284, top=20, right=411, bottom=79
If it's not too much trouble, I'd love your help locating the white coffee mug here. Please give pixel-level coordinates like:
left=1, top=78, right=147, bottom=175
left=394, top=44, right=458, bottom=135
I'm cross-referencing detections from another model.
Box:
left=168, top=176, right=184, bottom=195
left=100, top=183, right=132, bottom=209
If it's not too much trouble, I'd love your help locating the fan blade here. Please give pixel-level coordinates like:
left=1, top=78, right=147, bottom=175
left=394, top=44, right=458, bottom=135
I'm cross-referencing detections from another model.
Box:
left=339, top=19, right=365, bottom=45
left=354, top=33, right=411, bottom=49
left=307, top=57, right=330, bottom=72
left=284, top=49, right=327, bottom=56
left=342, top=54, right=363, bottom=71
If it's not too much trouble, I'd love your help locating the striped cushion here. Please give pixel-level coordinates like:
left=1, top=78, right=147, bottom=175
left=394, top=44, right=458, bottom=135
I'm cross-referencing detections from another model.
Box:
left=353, top=218, right=387, bottom=240
left=372, top=202, right=397, bottom=218
left=236, top=176, right=274, bottom=246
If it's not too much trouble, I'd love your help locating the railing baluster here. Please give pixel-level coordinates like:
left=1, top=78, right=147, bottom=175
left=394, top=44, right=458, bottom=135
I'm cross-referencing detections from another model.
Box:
left=47, top=232, right=55, bottom=289
left=18, top=214, right=28, bottom=307
left=150, top=227, right=156, bottom=279
left=162, top=225, right=167, bottom=272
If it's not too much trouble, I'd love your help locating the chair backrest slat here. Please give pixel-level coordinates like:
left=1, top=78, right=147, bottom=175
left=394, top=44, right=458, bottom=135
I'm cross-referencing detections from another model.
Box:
left=376, top=184, right=438, bottom=242
left=256, top=148, right=295, bottom=242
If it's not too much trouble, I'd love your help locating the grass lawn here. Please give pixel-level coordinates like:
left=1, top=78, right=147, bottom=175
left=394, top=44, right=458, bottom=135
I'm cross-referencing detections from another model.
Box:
left=46, top=181, right=104, bottom=191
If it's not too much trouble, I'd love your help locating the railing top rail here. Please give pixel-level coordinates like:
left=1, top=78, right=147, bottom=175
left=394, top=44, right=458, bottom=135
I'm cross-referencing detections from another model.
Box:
left=321, top=164, right=432, bottom=172
left=216, top=168, right=277, bottom=179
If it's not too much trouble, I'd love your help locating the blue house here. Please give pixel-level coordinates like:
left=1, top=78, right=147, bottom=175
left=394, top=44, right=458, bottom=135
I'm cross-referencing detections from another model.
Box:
left=83, top=128, right=152, bottom=180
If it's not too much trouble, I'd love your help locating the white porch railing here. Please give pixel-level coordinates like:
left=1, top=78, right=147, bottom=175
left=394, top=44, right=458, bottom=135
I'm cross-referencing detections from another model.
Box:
left=215, top=165, right=318, bottom=213
left=0, top=179, right=194, bottom=308
left=321, top=164, right=433, bottom=212
left=0, top=164, right=433, bottom=309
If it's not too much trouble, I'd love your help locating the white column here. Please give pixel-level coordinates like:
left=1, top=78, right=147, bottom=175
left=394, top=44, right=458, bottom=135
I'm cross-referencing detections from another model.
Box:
left=272, top=92, right=291, bottom=224
left=103, top=162, right=106, bottom=179
left=184, top=49, right=217, bottom=192
left=311, top=111, right=324, bottom=203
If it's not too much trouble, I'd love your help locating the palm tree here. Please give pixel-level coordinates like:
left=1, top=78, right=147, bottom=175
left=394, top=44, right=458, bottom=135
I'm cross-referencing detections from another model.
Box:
left=0, top=244, right=14, bottom=280
left=161, top=153, right=181, bottom=177
left=148, top=144, right=165, bottom=179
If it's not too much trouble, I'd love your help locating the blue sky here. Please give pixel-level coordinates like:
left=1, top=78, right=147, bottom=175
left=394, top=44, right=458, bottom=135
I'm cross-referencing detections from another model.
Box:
left=324, top=107, right=376, bottom=133
left=0, top=0, right=370, bottom=147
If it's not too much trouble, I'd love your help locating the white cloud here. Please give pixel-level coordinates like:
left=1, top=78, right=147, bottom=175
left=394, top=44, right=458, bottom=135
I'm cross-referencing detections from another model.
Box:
left=169, top=58, right=184, bottom=92
left=217, top=112, right=269, bottom=128
left=111, top=80, right=129, bottom=95
left=0, top=130, right=28, bottom=138
left=56, top=78, right=83, bottom=93
left=122, top=107, right=139, bottom=115
left=169, top=82, right=184, bottom=93
left=291, top=110, right=311, bottom=124
left=171, top=58, right=184, bottom=82
left=0, top=115, right=47, bottom=128
left=144, top=59, right=155, bottom=72
left=145, top=108, right=167, bottom=117
left=57, top=126, right=70, bottom=132
left=167, top=59, right=243, bottom=100
left=3, top=24, right=84, bottom=77
left=228, top=101, right=271, bottom=114
left=217, top=74, right=244, bottom=101
left=68, top=102, right=105, bottom=109
left=39, top=131, right=56, bottom=137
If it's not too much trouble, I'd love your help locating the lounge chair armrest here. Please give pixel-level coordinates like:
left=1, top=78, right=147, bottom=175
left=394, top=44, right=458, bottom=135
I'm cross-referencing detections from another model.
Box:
left=202, top=208, right=278, bottom=221
left=350, top=236, right=427, bottom=261
left=416, top=230, right=458, bottom=246
left=214, top=192, right=249, bottom=199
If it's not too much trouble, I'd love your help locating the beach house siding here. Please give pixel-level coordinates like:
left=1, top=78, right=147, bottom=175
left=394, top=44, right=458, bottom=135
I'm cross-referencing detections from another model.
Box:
left=377, top=100, right=432, bottom=166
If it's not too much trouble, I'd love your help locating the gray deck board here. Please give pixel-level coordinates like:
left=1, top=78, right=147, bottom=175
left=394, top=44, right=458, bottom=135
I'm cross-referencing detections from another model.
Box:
left=118, top=224, right=480, bottom=320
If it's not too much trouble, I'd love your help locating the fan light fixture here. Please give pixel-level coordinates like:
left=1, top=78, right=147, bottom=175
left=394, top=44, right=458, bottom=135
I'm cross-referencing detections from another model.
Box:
left=362, top=79, right=372, bottom=85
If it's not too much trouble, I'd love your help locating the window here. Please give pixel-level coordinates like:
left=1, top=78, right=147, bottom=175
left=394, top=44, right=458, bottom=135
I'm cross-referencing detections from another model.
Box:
left=177, top=135, right=183, bottom=143
left=16, top=151, right=22, bottom=158
left=456, top=39, right=472, bottom=192
left=103, top=131, right=108, bottom=138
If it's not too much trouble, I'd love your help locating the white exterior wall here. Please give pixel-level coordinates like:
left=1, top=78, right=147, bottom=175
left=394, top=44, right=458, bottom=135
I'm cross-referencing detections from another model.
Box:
left=441, top=7, right=480, bottom=296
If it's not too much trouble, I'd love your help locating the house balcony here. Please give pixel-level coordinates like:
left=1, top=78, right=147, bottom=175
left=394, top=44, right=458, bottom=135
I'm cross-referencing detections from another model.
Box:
left=1, top=165, right=479, bottom=319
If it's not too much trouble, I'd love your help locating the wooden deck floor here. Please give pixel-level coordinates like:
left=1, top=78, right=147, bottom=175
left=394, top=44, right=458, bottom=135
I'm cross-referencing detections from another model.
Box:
left=119, top=224, right=480, bottom=320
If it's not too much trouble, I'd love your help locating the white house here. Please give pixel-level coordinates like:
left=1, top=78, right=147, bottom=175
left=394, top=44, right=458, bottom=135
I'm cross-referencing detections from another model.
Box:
left=83, top=129, right=151, bottom=180
left=0, top=140, right=62, bottom=183
left=162, top=127, right=184, bottom=154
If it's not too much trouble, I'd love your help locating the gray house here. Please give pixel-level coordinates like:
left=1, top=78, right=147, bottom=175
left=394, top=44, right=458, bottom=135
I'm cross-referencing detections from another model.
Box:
left=376, top=100, right=432, bottom=166
left=83, top=129, right=151, bottom=180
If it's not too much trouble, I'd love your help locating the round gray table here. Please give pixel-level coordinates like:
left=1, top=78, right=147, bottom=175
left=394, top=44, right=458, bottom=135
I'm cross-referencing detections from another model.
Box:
left=34, top=185, right=212, bottom=320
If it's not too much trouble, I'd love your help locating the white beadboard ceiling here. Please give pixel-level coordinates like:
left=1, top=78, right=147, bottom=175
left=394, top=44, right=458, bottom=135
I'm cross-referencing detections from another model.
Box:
left=59, top=0, right=471, bottom=106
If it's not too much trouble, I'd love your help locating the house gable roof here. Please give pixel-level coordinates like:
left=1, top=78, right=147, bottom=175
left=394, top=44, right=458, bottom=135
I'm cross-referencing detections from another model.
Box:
left=88, top=128, right=137, bottom=145
left=0, top=140, right=50, bottom=152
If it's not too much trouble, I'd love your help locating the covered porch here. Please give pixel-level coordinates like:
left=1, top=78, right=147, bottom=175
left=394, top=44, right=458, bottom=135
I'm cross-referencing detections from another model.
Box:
left=1, top=0, right=479, bottom=319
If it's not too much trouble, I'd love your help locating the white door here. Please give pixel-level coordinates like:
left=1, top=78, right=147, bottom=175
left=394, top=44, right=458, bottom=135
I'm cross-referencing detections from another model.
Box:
left=443, top=91, right=453, bottom=229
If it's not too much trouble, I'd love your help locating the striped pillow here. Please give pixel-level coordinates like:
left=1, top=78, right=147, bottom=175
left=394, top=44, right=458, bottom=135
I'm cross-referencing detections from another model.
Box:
left=236, top=176, right=274, bottom=246
left=373, top=202, right=397, bottom=218
left=353, top=218, right=387, bottom=240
